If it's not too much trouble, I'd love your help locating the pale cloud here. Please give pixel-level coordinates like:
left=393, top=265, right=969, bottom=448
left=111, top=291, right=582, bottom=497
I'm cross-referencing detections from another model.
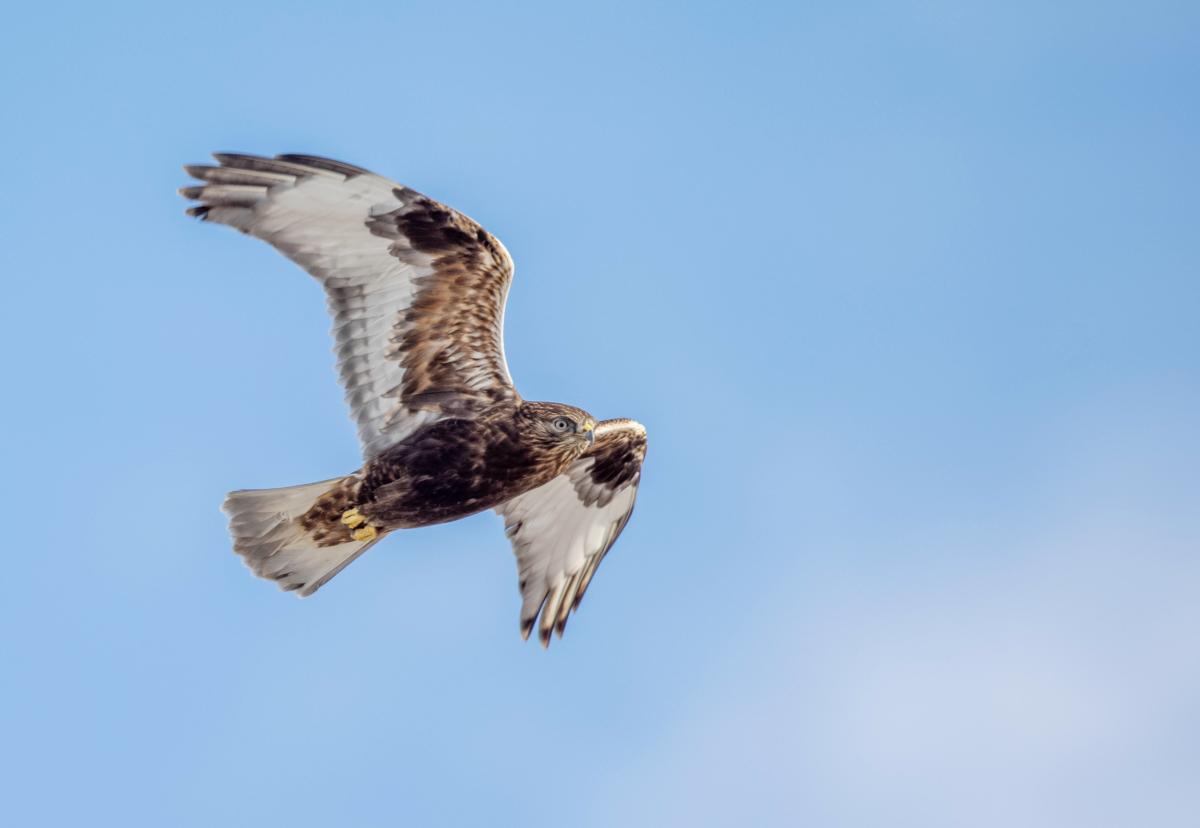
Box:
left=588, top=395, right=1200, bottom=827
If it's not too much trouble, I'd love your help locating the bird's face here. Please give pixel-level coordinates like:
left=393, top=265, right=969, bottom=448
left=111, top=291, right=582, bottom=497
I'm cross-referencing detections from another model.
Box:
left=520, top=402, right=597, bottom=453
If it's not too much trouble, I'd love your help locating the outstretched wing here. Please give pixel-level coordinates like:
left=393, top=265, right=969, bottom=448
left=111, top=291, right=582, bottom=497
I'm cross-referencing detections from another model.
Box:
left=180, top=153, right=518, bottom=457
left=496, top=419, right=648, bottom=647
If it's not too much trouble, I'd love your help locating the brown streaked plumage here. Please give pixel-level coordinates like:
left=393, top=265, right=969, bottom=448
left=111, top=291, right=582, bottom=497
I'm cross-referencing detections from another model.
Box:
left=499, top=419, right=648, bottom=644
left=182, top=153, right=647, bottom=646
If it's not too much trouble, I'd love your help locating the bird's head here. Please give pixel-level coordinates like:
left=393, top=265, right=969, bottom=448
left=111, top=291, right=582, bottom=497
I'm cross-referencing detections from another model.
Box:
left=517, top=402, right=597, bottom=457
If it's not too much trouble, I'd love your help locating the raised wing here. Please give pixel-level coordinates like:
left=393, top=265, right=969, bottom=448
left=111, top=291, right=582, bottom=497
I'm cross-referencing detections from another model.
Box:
left=496, top=419, right=648, bottom=646
left=180, top=153, right=518, bottom=457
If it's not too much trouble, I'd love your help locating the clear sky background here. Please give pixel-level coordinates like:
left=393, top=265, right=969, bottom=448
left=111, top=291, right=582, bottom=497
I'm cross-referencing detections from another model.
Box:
left=2, top=2, right=1197, bottom=825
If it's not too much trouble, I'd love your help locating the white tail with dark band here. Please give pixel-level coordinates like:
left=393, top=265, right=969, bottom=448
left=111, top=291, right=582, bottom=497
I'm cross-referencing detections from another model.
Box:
left=222, top=476, right=378, bottom=596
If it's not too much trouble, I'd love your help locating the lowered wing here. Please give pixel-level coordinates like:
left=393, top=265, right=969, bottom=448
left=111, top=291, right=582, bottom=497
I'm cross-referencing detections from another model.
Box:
left=496, top=419, right=648, bottom=646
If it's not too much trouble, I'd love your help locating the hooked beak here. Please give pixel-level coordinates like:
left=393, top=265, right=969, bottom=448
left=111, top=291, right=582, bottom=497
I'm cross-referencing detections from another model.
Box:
left=582, top=418, right=596, bottom=445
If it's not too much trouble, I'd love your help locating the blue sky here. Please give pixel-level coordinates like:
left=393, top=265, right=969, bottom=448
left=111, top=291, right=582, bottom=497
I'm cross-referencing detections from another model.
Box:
left=2, top=2, right=1198, bottom=825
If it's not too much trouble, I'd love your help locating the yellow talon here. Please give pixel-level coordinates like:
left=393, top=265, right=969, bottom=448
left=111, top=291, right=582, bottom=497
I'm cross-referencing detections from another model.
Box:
left=352, top=525, right=378, bottom=542
left=341, top=508, right=365, bottom=528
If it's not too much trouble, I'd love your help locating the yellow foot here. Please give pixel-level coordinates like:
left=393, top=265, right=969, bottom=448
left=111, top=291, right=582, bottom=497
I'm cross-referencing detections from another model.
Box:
left=342, top=507, right=378, bottom=541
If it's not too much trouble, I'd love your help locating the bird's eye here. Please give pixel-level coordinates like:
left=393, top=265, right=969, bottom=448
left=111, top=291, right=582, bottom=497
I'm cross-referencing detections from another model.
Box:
left=552, top=417, right=573, bottom=432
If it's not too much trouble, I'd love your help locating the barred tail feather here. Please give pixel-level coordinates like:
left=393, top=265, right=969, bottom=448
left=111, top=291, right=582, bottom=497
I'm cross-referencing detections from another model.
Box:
left=222, top=476, right=378, bottom=597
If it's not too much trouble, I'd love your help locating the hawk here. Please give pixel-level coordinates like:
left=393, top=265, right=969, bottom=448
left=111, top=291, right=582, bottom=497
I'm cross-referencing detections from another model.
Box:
left=180, top=153, right=647, bottom=646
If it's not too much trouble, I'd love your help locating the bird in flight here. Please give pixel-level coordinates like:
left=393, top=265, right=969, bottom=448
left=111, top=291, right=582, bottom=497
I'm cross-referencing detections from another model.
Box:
left=180, top=153, right=647, bottom=646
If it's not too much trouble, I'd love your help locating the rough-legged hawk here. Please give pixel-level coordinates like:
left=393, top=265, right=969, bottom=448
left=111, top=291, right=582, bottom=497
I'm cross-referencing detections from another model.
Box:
left=180, top=153, right=647, bottom=646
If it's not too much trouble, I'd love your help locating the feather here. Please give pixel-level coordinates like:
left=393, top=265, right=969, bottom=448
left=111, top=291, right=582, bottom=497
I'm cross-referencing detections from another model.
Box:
left=222, top=476, right=379, bottom=596
left=496, top=420, right=648, bottom=647
left=276, top=154, right=372, bottom=177
left=179, top=152, right=518, bottom=458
